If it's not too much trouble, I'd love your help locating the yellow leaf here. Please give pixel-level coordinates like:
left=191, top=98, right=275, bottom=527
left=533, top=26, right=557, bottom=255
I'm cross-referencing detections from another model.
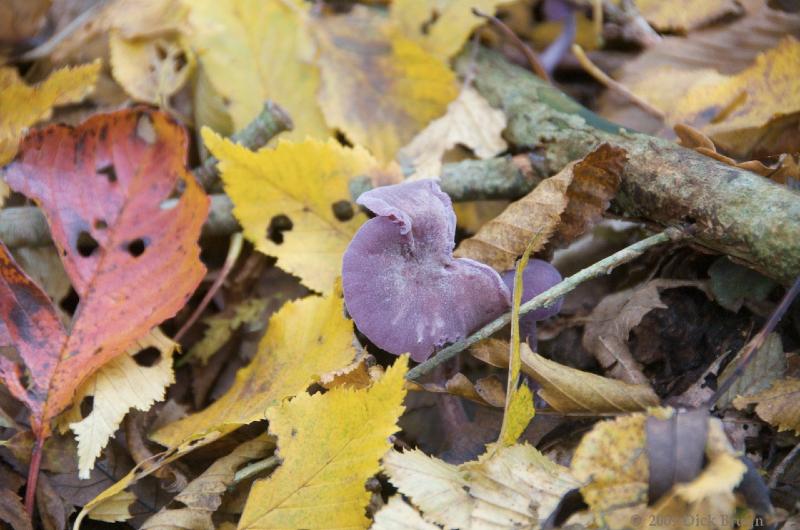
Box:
left=141, top=434, right=273, bottom=530
left=0, top=60, right=100, bottom=166
left=314, top=6, right=458, bottom=161
left=87, top=491, right=137, bottom=523
left=391, top=0, right=515, bottom=59
left=186, top=297, right=268, bottom=365
left=151, top=287, right=358, bottom=448
left=383, top=443, right=581, bottom=529
left=238, top=356, right=408, bottom=529
left=109, top=33, right=196, bottom=105
left=455, top=143, right=625, bottom=271
left=733, top=377, right=800, bottom=435
left=203, top=130, right=375, bottom=294
left=59, top=328, right=176, bottom=479
left=184, top=0, right=328, bottom=140
left=497, top=239, right=536, bottom=447
left=635, top=0, right=743, bottom=33
left=398, top=86, right=507, bottom=179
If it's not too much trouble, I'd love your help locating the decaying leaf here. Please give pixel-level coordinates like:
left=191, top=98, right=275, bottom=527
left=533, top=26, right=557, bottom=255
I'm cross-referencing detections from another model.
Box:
left=635, top=0, right=743, bottom=33
left=407, top=372, right=506, bottom=408
left=141, top=434, right=273, bottom=529
left=186, top=297, right=268, bottom=365
left=582, top=279, right=710, bottom=385
left=398, top=86, right=507, bottom=179
left=237, top=356, right=408, bottom=529
left=314, top=6, right=458, bottom=161
left=56, top=329, right=176, bottom=479
left=0, top=488, right=32, bottom=530
left=0, top=61, right=100, bottom=166
left=151, top=286, right=357, bottom=449
left=184, top=0, right=329, bottom=140
left=0, top=0, right=50, bottom=44
left=390, top=0, right=515, bottom=59
left=86, top=491, right=136, bottom=523
left=1, top=108, right=207, bottom=444
left=715, top=332, right=785, bottom=408
left=733, top=378, right=800, bottom=435
left=204, top=131, right=376, bottom=294
left=455, top=143, right=625, bottom=271
left=383, top=443, right=581, bottom=529
left=708, top=256, right=776, bottom=313
left=110, top=33, right=195, bottom=105
left=372, top=497, right=439, bottom=530
left=319, top=350, right=377, bottom=391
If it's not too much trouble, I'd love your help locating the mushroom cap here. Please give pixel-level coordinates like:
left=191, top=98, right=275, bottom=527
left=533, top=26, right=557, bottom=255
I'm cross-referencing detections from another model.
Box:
left=501, top=259, right=563, bottom=344
left=342, top=180, right=511, bottom=362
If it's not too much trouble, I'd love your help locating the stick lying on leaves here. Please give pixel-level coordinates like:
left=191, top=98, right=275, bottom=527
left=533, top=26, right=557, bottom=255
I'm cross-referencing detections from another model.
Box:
left=406, top=227, right=685, bottom=381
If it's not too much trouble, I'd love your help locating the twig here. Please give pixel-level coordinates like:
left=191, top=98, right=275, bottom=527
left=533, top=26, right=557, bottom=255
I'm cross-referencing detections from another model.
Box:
left=174, top=232, right=244, bottom=345
left=571, top=44, right=664, bottom=120
left=406, top=227, right=684, bottom=381
left=769, top=442, right=800, bottom=489
left=707, top=275, right=800, bottom=409
left=472, top=8, right=551, bottom=82
left=230, top=455, right=281, bottom=489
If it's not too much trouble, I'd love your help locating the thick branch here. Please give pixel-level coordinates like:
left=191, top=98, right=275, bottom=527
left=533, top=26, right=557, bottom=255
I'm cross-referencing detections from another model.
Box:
left=406, top=228, right=684, bottom=381
left=455, top=47, right=800, bottom=284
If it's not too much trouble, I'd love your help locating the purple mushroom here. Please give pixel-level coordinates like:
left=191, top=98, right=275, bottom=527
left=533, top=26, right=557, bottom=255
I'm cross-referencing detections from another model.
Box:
left=501, top=260, right=564, bottom=349
left=342, top=180, right=511, bottom=362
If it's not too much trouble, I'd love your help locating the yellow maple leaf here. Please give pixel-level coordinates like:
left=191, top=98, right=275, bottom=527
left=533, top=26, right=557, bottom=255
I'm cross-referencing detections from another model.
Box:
left=203, top=130, right=375, bottom=294
left=314, top=5, right=458, bottom=162
left=57, top=328, right=176, bottom=479
left=0, top=60, right=101, bottom=166
left=238, top=356, right=408, bottom=529
left=391, top=0, right=515, bottom=60
left=109, top=33, right=196, bottom=106
left=151, top=286, right=357, bottom=448
left=183, top=0, right=328, bottom=140
left=383, top=443, right=581, bottom=529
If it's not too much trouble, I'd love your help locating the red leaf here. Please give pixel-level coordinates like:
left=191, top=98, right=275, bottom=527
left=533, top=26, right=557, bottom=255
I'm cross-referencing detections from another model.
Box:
left=0, top=108, right=208, bottom=511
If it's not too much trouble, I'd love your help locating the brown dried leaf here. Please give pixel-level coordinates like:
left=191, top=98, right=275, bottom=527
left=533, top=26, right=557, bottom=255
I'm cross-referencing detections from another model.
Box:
left=582, top=280, right=710, bottom=385
left=455, top=144, right=625, bottom=271
left=733, top=378, right=800, bottom=435
left=0, top=488, right=32, bottom=530
left=407, top=373, right=506, bottom=408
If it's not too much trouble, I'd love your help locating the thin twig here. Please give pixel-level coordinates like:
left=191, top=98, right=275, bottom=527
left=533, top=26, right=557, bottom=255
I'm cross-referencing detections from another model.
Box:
left=406, top=227, right=684, bottom=381
left=769, top=442, right=800, bottom=489
left=571, top=44, right=664, bottom=120
left=707, top=275, right=800, bottom=409
left=472, top=8, right=551, bottom=82
left=174, top=232, right=244, bottom=345
left=230, top=455, right=281, bottom=489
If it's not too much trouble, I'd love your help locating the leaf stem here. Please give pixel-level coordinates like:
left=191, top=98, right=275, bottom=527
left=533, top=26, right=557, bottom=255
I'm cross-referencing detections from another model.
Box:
left=406, top=227, right=684, bottom=382
left=24, top=431, right=45, bottom=516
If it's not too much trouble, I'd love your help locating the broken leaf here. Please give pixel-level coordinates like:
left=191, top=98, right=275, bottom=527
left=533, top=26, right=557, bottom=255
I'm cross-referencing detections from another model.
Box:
left=314, top=5, right=458, bottom=161
left=372, top=497, right=439, bottom=530
left=1, top=108, right=207, bottom=442
left=57, top=329, right=176, bottom=479
left=184, top=0, right=328, bottom=140
left=151, top=286, right=357, bottom=448
left=186, top=297, right=268, bottom=366
left=238, top=356, right=408, bottom=529
left=455, top=143, right=625, bottom=271
left=391, top=0, right=515, bottom=59
left=715, top=332, right=785, bottom=408
left=204, top=131, right=376, bottom=294
left=635, top=0, right=743, bottom=33
left=141, top=434, right=273, bottom=529
left=398, top=86, right=507, bottom=179
left=0, top=61, right=100, bottom=166
left=733, top=377, right=800, bottom=435
left=383, top=443, right=581, bottom=529
left=109, top=33, right=196, bottom=106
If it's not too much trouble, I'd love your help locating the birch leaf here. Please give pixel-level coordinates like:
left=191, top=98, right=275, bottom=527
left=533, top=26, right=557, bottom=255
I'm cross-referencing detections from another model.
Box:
left=383, top=443, right=580, bottom=530
left=151, top=286, right=357, bottom=449
left=184, top=0, right=328, bottom=140
left=372, top=497, right=439, bottom=530
left=203, top=131, right=376, bottom=294
left=399, top=86, right=507, bottom=180
left=55, top=329, right=176, bottom=479
left=187, top=297, right=268, bottom=365
left=315, top=5, right=458, bottom=161
left=733, top=378, right=800, bottom=435
left=0, top=61, right=100, bottom=166
left=238, top=356, right=408, bottom=529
